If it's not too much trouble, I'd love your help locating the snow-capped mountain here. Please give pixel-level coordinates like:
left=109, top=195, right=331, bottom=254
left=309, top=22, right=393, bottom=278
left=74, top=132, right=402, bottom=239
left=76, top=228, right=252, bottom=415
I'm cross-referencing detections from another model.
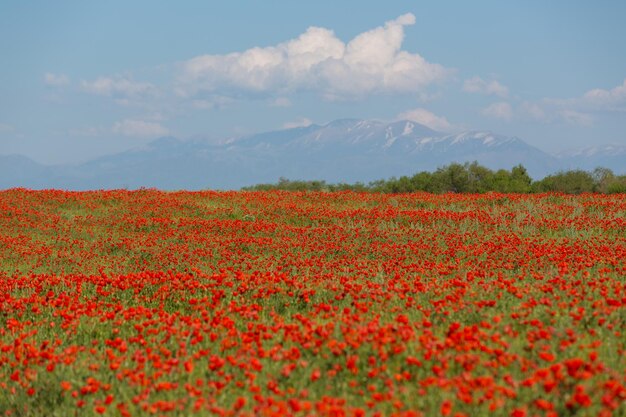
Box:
left=554, top=144, right=626, bottom=172
left=1, top=119, right=623, bottom=190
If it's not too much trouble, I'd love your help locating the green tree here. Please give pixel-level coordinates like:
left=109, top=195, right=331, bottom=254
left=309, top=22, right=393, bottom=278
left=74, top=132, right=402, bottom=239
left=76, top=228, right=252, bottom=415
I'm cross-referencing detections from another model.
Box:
left=508, top=164, right=532, bottom=193
left=533, top=170, right=595, bottom=194
left=410, top=171, right=434, bottom=192
left=432, top=163, right=470, bottom=193
left=606, top=175, right=626, bottom=194
left=466, top=161, right=494, bottom=193
left=592, top=167, right=615, bottom=193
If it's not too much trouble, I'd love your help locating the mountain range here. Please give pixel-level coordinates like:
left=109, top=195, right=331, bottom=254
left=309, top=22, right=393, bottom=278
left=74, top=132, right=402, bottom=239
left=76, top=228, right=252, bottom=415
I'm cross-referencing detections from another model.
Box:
left=1, top=119, right=624, bottom=190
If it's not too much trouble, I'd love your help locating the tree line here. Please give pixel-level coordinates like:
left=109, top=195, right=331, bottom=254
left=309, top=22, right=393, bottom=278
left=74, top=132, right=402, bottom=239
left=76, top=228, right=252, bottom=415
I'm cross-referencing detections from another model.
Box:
left=243, top=163, right=626, bottom=194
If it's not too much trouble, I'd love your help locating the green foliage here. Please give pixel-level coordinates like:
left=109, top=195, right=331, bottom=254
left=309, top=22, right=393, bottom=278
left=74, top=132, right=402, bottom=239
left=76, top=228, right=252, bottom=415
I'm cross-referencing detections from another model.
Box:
left=607, top=177, right=626, bottom=194
left=532, top=169, right=595, bottom=194
left=592, top=167, right=615, bottom=193
left=247, top=177, right=329, bottom=191
left=243, top=163, right=625, bottom=194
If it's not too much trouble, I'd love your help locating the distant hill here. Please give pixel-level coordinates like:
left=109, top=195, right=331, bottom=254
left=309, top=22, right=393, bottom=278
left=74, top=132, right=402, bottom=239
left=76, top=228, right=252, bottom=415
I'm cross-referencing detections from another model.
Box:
left=0, top=154, right=49, bottom=189
left=554, top=145, right=626, bottom=172
left=1, top=119, right=624, bottom=190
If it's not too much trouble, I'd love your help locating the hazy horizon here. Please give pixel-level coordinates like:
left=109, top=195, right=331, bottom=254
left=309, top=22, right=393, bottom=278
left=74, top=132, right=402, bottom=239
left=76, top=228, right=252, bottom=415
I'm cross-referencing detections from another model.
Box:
left=4, top=117, right=625, bottom=168
left=1, top=1, right=625, bottom=165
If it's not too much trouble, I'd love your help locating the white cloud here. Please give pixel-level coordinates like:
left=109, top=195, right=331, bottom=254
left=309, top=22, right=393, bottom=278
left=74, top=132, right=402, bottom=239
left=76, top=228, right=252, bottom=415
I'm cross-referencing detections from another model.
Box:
left=581, top=78, right=626, bottom=111
left=44, top=73, right=70, bottom=86
left=282, top=117, right=313, bottom=129
left=520, top=79, right=626, bottom=127
left=81, top=77, right=157, bottom=98
left=270, top=97, right=292, bottom=107
left=541, top=78, right=626, bottom=114
left=112, top=119, right=169, bottom=138
left=463, top=76, right=508, bottom=97
left=176, top=13, right=449, bottom=100
left=482, top=102, right=513, bottom=120
left=396, top=108, right=453, bottom=132
left=558, top=110, right=593, bottom=127
left=415, top=91, right=442, bottom=103
left=519, top=101, right=546, bottom=121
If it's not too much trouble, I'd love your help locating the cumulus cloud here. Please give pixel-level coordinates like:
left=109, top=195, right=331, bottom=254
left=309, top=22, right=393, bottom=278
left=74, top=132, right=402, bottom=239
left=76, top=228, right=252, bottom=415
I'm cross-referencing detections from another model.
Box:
left=519, top=101, right=546, bottom=121
left=270, top=97, right=292, bottom=107
left=580, top=78, right=626, bottom=111
left=44, top=73, right=70, bottom=86
left=558, top=110, right=593, bottom=127
left=112, top=119, right=169, bottom=138
left=482, top=102, right=513, bottom=120
left=176, top=13, right=449, bottom=100
left=81, top=77, right=157, bottom=98
left=396, top=108, right=453, bottom=132
left=282, top=117, right=313, bottom=129
left=463, top=76, right=508, bottom=97
left=551, top=79, right=626, bottom=110
left=517, top=79, right=626, bottom=127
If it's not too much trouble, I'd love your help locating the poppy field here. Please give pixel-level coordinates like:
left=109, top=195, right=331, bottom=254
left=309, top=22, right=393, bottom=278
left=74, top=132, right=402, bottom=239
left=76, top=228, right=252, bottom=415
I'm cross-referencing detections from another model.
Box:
left=0, top=189, right=625, bottom=417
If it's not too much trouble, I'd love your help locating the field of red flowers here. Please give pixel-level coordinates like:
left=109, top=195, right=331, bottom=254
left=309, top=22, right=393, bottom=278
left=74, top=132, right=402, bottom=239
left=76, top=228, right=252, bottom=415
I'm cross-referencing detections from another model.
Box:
left=0, top=189, right=625, bottom=416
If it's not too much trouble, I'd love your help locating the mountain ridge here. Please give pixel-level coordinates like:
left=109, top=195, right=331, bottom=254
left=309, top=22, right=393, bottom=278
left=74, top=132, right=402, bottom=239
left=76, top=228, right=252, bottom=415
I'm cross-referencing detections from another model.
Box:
left=1, top=119, right=624, bottom=190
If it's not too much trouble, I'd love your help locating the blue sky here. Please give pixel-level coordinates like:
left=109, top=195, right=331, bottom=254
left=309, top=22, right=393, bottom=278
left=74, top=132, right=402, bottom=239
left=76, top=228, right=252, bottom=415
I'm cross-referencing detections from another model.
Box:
left=1, top=1, right=625, bottom=164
